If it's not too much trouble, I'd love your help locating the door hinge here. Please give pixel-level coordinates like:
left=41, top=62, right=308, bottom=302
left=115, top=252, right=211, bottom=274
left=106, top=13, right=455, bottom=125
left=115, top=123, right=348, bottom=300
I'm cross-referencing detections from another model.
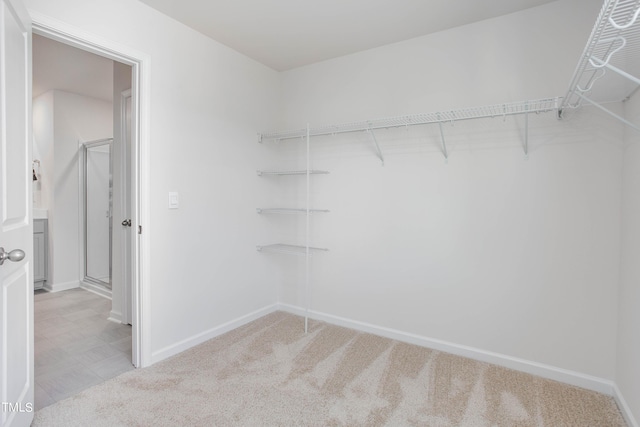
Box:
left=138, top=225, right=142, bottom=234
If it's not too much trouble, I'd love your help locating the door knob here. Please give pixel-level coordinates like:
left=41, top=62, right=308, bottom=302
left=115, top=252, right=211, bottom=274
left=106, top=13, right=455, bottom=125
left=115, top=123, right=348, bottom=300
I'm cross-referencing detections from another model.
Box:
left=122, top=219, right=132, bottom=227
left=0, top=247, right=25, bottom=266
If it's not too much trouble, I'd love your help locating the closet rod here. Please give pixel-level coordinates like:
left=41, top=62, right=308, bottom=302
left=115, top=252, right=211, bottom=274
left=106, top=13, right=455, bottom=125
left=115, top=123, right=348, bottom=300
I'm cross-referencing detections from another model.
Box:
left=259, top=98, right=560, bottom=142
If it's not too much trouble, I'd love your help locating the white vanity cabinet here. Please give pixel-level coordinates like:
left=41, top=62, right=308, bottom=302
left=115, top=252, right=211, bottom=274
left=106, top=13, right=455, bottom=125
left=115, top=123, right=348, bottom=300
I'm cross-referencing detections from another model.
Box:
left=34, top=219, right=48, bottom=290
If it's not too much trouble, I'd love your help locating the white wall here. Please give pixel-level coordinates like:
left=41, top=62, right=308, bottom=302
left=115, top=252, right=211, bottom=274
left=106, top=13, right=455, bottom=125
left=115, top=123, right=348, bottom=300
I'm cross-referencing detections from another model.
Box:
left=618, top=91, right=640, bottom=425
left=281, top=0, right=603, bottom=127
left=32, top=91, right=54, bottom=212
left=32, top=90, right=113, bottom=291
left=53, top=91, right=112, bottom=290
left=25, top=0, right=282, bottom=361
left=277, top=0, right=622, bottom=382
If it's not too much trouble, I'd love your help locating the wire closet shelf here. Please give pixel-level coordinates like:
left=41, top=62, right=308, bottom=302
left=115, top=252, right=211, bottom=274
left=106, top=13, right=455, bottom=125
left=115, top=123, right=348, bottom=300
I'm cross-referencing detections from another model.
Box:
left=256, top=170, right=329, bottom=176
left=259, top=98, right=561, bottom=142
left=561, top=0, right=640, bottom=130
left=256, top=244, right=328, bottom=256
left=256, top=208, right=329, bottom=215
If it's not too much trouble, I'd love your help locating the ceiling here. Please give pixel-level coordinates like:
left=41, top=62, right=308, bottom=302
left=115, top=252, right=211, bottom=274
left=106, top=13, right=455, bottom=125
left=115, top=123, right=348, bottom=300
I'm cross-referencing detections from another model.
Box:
left=138, top=0, right=557, bottom=71
left=32, top=34, right=114, bottom=102
left=31, top=1, right=562, bottom=99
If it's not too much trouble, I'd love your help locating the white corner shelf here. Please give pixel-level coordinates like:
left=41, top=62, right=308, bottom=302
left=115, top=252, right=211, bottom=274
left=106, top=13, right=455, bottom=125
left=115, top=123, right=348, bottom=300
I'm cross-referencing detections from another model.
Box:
left=257, top=170, right=329, bottom=176
left=256, top=208, right=329, bottom=215
left=256, top=244, right=329, bottom=256
left=257, top=126, right=329, bottom=334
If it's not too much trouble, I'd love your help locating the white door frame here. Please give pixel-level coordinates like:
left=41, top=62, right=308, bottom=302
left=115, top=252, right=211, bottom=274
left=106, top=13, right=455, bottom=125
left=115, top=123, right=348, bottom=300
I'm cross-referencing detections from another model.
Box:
left=30, top=13, right=151, bottom=368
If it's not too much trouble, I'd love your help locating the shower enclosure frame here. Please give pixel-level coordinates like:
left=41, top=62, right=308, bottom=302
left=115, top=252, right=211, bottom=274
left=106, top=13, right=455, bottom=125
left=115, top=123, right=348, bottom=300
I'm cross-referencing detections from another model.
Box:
left=80, top=137, right=114, bottom=293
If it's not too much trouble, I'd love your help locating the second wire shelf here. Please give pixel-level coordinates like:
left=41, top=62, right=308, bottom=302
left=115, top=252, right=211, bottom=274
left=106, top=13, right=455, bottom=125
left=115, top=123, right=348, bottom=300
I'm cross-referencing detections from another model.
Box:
left=257, top=208, right=330, bottom=215
left=257, top=170, right=329, bottom=176
left=256, top=244, right=329, bottom=256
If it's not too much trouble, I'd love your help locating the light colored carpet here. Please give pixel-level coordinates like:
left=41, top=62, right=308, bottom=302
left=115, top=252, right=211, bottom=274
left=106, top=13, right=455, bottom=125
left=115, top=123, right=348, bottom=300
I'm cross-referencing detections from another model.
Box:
left=33, top=312, right=626, bottom=426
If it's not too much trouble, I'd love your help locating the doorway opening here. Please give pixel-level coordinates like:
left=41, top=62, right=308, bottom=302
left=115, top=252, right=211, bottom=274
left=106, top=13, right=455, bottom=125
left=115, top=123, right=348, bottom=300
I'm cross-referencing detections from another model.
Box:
left=31, top=18, right=149, bottom=408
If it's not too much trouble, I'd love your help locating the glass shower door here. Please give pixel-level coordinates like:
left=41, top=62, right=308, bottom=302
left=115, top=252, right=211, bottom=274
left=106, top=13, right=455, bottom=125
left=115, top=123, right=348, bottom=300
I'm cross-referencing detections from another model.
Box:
left=83, top=139, right=113, bottom=290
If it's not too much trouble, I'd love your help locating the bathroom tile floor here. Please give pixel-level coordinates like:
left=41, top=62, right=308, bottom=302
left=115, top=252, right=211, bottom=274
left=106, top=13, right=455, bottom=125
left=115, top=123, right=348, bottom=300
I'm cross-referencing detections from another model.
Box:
left=34, top=288, right=134, bottom=411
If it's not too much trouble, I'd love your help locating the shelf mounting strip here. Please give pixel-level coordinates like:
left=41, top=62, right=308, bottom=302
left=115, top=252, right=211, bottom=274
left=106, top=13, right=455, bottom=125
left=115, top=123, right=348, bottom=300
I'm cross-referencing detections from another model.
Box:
left=259, top=97, right=560, bottom=160
left=561, top=0, right=640, bottom=132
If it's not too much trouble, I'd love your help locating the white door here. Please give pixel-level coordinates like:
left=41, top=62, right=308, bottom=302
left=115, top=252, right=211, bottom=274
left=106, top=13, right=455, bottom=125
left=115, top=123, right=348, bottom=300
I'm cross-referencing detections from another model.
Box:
left=0, top=0, right=34, bottom=426
left=122, top=91, right=132, bottom=325
left=112, top=88, right=132, bottom=326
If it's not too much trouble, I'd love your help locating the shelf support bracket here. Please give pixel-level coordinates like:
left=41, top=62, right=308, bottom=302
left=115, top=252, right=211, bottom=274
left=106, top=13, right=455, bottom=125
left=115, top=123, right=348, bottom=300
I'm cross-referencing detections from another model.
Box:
left=367, top=125, right=385, bottom=165
left=591, top=57, right=640, bottom=86
left=524, top=102, right=529, bottom=157
left=438, top=121, right=448, bottom=161
left=575, top=92, right=640, bottom=132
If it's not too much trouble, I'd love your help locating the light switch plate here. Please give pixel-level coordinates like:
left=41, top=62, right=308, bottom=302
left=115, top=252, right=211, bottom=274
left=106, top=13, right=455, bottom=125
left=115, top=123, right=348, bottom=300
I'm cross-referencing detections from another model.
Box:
left=168, top=192, right=179, bottom=209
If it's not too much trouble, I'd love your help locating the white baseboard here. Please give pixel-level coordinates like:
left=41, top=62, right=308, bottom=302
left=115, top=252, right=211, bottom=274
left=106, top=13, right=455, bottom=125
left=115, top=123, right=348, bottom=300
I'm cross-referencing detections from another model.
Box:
left=277, top=303, right=615, bottom=396
left=150, top=304, right=279, bottom=365
left=108, top=310, right=123, bottom=324
left=613, top=383, right=639, bottom=427
left=80, top=281, right=112, bottom=299
left=43, top=280, right=79, bottom=293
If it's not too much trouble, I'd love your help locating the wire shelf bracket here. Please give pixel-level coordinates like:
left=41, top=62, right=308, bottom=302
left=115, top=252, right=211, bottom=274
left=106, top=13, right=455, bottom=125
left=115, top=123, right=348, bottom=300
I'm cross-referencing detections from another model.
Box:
left=367, top=125, right=385, bottom=165
left=523, top=102, right=530, bottom=157
left=561, top=0, right=640, bottom=132
left=575, top=92, right=640, bottom=131
left=438, top=121, right=448, bottom=161
left=592, top=57, right=640, bottom=86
